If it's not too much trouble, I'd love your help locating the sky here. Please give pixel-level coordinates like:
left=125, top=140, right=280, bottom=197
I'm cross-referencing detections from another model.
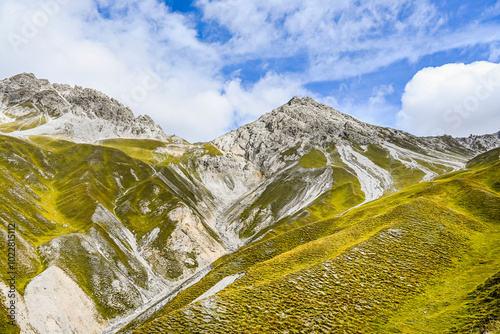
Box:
left=1, top=0, right=500, bottom=142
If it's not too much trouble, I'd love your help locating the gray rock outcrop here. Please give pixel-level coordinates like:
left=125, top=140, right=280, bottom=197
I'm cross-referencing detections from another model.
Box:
left=0, top=73, right=178, bottom=143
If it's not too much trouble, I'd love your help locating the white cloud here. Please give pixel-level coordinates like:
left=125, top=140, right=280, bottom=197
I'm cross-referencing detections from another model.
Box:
left=396, top=61, right=500, bottom=137
left=223, top=73, right=308, bottom=127
left=0, top=0, right=311, bottom=141
left=0, top=0, right=275, bottom=142
left=198, top=0, right=445, bottom=80
left=199, top=0, right=500, bottom=82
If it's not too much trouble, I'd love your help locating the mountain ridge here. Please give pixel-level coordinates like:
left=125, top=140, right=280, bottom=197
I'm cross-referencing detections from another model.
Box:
left=2, top=73, right=499, bottom=152
left=212, top=94, right=482, bottom=176
left=0, top=73, right=180, bottom=144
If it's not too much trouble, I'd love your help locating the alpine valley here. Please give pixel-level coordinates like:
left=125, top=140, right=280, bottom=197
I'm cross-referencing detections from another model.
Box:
left=1, top=73, right=500, bottom=334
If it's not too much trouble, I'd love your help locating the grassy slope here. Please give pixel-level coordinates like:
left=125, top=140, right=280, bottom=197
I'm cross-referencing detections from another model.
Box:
left=134, top=149, right=500, bottom=334
left=356, top=144, right=426, bottom=191
left=99, top=138, right=222, bottom=165
left=1, top=133, right=218, bottom=245
left=231, top=140, right=449, bottom=257
left=236, top=145, right=365, bottom=242
left=0, top=132, right=492, bottom=331
left=0, top=134, right=159, bottom=318
left=0, top=134, right=226, bottom=320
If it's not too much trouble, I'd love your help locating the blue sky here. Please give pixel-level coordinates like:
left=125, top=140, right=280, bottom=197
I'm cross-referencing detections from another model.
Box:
left=1, top=0, right=500, bottom=141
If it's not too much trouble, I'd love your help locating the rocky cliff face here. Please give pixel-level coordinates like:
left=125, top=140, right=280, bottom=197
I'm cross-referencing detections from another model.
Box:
left=0, top=74, right=498, bottom=334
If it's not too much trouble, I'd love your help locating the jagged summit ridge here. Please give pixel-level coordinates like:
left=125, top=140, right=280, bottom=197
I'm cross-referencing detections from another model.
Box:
left=0, top=73, right=178, bottom=143
left=456, top=131, right=500, bottom=152
left=212, top=96, right=481, bottom=176
left=212, top=96, right=371, bottom=172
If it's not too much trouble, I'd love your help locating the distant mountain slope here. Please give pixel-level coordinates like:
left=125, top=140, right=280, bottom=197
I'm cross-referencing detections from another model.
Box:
left=133, top=147, right=500, bottom=334
left=0, top=74, right=498, bottom=334
left=0, top=73, right=179, bottom=143
left=458, top=131, right=500, bottom=152
left=0, top=134, right=231, bottom=333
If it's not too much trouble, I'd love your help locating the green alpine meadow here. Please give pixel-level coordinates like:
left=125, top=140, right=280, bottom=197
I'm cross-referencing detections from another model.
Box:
left=1, top=73, right=499, bottom=333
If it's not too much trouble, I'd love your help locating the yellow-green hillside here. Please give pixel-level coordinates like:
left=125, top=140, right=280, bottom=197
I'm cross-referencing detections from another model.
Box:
left=133, top=148, right=500, bottom=334
left=0, top=134, right=225, bottom=319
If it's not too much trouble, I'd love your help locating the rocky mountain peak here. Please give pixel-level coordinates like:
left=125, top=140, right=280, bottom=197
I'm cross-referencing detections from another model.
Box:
left=212, top=96, right=382, bottom=173
left=212, top=95, right=497, bottom=176
left=1, top=73, right=52, bottom=103
left=456, top=131, right=500, bottom=152
left=286, top=95, right=318, bottom=106
left=281, top=96, right=341, bottom=118
left=0, top=73, right=176, bottom=143
left=1, top=75, right=500, bottom=334
left=5, top=72, right=50, bottom=88
left=268, top=96, right=359, bottom=133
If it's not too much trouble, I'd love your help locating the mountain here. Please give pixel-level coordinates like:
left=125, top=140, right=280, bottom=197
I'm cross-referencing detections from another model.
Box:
left=0, top=74, right=498, bottom=334
left=0, top=73, right=179, bottom=143
left=456, top=131, right=500, bottom=152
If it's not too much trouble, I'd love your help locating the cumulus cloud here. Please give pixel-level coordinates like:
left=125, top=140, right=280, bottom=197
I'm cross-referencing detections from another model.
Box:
left=0, top=0, right=311, bottom=141
left=490, top=43, right=500, bottom=62
left=396, top=62, right=500, bottom=137
left=0, top=0, right=214, bottom=136
left=223, top=73, right=308, bottom=127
